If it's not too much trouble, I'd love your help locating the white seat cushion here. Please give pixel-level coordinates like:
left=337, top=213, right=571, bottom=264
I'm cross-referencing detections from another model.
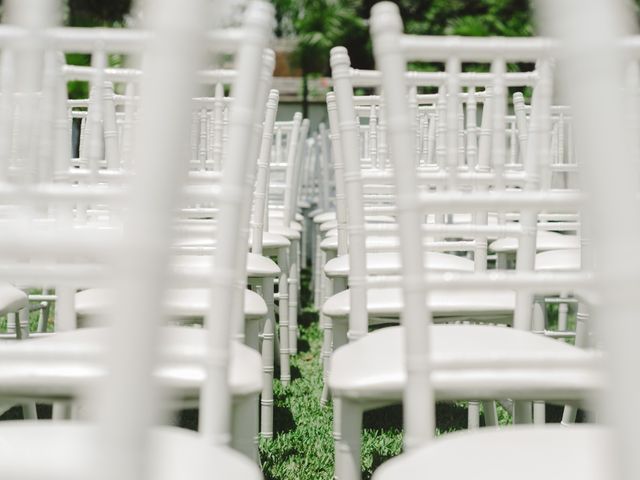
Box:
left=320, top=235, right=401, bottom=253
left=267, top=215, right=303, bottom=232
left=319, top=219, right=338, bottom=233
left=329, top=325, right=601, bottom=401
left=0, top=423, right=262, bottom=480
left=490, top=231, right=579, bottom=254
left=535, top=248, right=580, bottom=271
left=0, top=284, right=27, bottom=315
left=171, top=253, right=279, bottom=278
left=312, top=210, right=336, bottom=224
left=250, top=231, right=291, bottom=249
left=269, top=210, right=304, bottom=223
left=0, top=327, right=262, bottom=399
left=175, top=230, right=290, bottom=250
left=373, top=424, right=608, bottom=480
left=267, top=224, right=301, bottom=241
left=323, top=288, right=514, bottom=322
left=76, top=288, right=267, bottom=319
left=324, top=252, right=474, bottom=278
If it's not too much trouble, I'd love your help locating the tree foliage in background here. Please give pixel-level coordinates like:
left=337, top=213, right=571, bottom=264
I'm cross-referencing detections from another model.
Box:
left=66, top=0, right=132, bottom=27
left=273, top=0, right=367, bottom=115
left=275, top=0, right=537, bottom=73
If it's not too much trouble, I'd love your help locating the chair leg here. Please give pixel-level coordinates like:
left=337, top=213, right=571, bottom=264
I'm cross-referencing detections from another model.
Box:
left=561, top=402, right=579, bottom=425
left=468, top=401, right=480, bottom=429
left=301, top=216, right=309, bottom=268
left=513, top=401, right=532, bottom=424
left=482, top=401, right=498, bottom=426
left=37, top=288, right=51, bottom=333
left=52, top=402, right=73, bottom=420
left=562, top=302, right=589, bottom=424
left=324, top=317, right=348, bottom=421
left=245, top=318, right=260, bottom=352
left=496, top=252, right=508, bottom=270
left=261, top=278, right=275, bottom=438
left=558, top=291, right=569, bottom=331
left=231, top=394, right=260, bottom=463
left=333, top=397, right=363, bottom=480
left=333, top=317, right=349, bottom=351
left=288, top=239, right=299, bottom=355
left=21, top=402, right=37, bottom=420
left=320, top=320, right=333, bottom=405
left=277, top=249, right=291, bottom=386
left=533, top=401, right=546, bottom=425
left=313, top=232, right=323, bottom=308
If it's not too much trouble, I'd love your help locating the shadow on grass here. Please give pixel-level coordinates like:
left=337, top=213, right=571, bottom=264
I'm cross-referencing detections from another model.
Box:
left=296, top=337, right=310, bottom=354
left=176, top=408, right=199, bottom=431
left=364, top=404, right=402, bottom=430
left=436, top=402, right=470, bottom=431
left=274, top=364, right=302, bottom=382
left=0, top=404, right=53, bottom=421
left=298, top=310, right=318, bottom=328
left=273, top=403, right=296, bottom=436
left=362, top=402, right=475, bottom=434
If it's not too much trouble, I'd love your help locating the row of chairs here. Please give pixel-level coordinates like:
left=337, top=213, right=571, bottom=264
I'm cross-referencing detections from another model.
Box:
left=0, top=0, right=638, bottom=479
left=305, top=1, right=638, bottom=479
left=0, top=0, right=321, bottom=478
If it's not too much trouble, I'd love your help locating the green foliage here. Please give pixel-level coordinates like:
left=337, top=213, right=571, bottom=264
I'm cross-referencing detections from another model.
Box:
left=274, top=0, right=367, bottom=74
left=66, top=0, right=132, bottom=27
left=272, top=0, right=541, bottom=71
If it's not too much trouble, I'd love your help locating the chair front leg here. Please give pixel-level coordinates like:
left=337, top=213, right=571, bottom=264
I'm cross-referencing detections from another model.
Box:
left=260, top=277, right=275, bottom=438
left=277, top=248, right=291, bottom=386
left=333, top=397, right=363, bottom=480
left=288, top=239, right=299, bottom=355
left=231, top=393, right=260, bottom=463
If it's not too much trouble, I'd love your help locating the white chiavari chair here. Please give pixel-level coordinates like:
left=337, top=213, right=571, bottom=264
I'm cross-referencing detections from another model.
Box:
left=0, top=0, right=274, bottom=473
left=323, top=53, right=540, bottom=404
left=267, top=113, right=309, bottom=362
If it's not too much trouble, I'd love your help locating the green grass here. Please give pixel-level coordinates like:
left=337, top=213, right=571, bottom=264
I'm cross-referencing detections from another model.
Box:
left=259, top=307, right=406, bottom=480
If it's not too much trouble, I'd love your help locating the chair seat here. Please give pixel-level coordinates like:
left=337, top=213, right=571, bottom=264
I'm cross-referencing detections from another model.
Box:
left=373, top=424, right=608, bottom=480
left=251, top=231, right=291, bottom=249
left=269, top=210, right=304, bottom=222
left=329, top=325, right=601, bottom=401
left=319, top=219, right=338, bottom=233
left=321, top=229, right=483, bottom=253
left=490, top=231, right=579, bottom=254
left=75, top=288, right=267, bottom=319
left=312, top=210, right=336, bottom=224
left=174, top=231, right=290, bottom=250
left=0, top=283, right=27, bottom=315
left=0, top=327, right=262, bottom=399
left=267, top=214, right=303, bottom=232
left=267, top=224, right=301, bottom=241
left=172, top=253, right=280, bottom=278
left=324, top=252, right=474, bottom=279
left=322, top=288, right=515, bottom=321
left=443, top=212, right=500, bottom=225
left=320, top=234, right=401, bottom=253
left=0, top=423, right=262, bottom=480
left=535, top=248, right=580, bottom=271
